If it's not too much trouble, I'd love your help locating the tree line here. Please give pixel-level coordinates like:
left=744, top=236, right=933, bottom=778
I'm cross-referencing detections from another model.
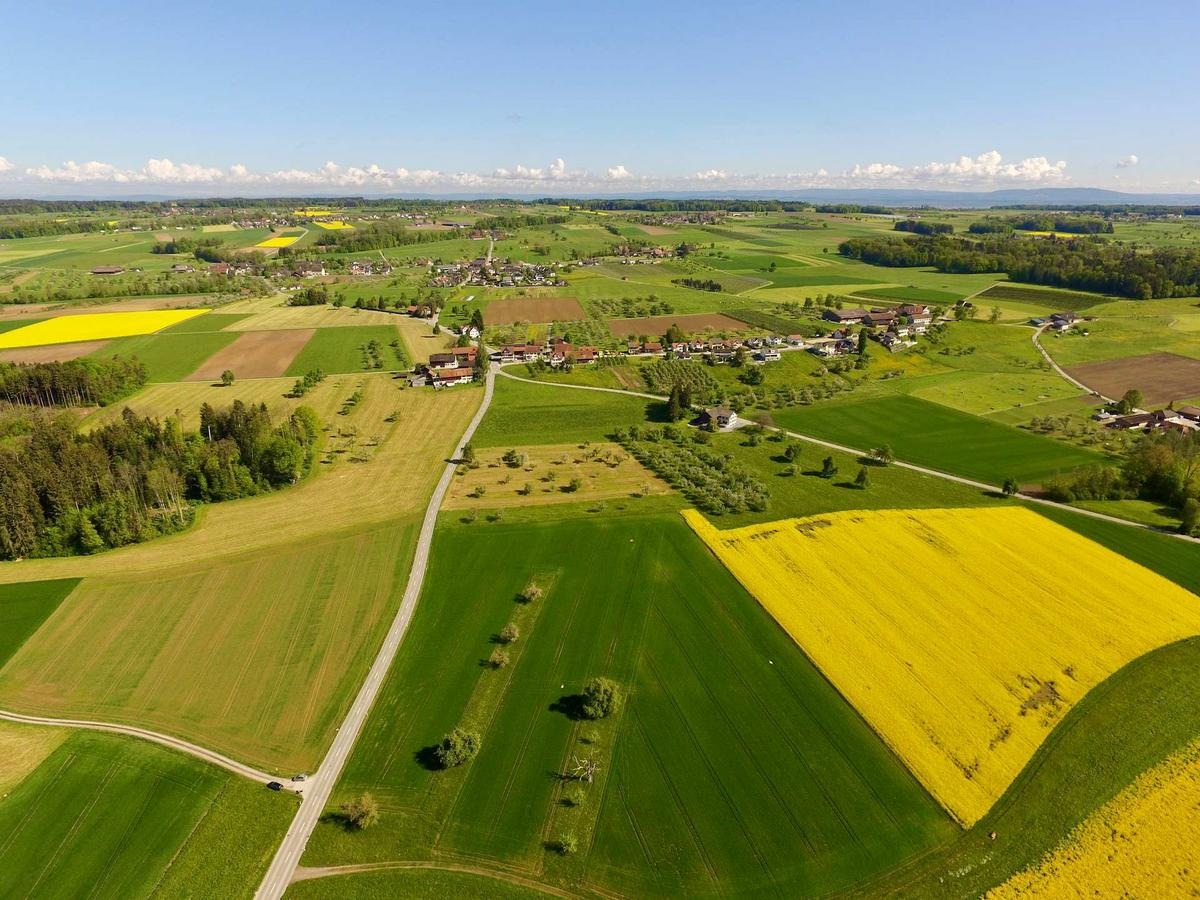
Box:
left=0, top=357, right=148, bottom=408
left=839, top=234, right=1200, bottom=299
left=894, top=220, right=954, bottom=235
left=968, top=215, right=1113, bottom=235
left=0, top=401, right=320, bottom=560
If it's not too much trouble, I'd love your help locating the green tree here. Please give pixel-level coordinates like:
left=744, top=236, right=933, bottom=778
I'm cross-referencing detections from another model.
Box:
left=663, top=323, right=685, bottom=345
left=820, top=455, right=838, bottom=479
left=433, top=728, right=480, bottom=768
left=854, top=466, right=870, bottom=489
left=220, top=369, right=235, bottom=387
left=340, top=793, right=380, bottom=830
left=1002, top=477, right=1020, bottom=497
left=783, top=442, right=803, bottom=463
left=1181, top=498, right=1200, bottom=536
left=1119, top=388, right=1144, bottom=414
left=666, top=383, right=686, bottom=421
left=989, top=306, right=1002, bottom=324
left=581, top=677, right=623, bottom=719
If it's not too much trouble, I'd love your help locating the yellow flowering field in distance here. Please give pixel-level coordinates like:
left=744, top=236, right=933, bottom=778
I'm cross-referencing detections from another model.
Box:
left=684, top=506, right=1200, bottom=826
left=255, top=235, right=299, bottom=248
left=312, top=220, right=353, bottom=230
left=0, top=309, right=208, bottom=349
left=990, top=738, right=1200, bottom=897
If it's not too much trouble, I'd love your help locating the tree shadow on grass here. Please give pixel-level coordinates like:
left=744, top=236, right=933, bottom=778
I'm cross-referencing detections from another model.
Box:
left=549, top=693, right=587, bottom=721
left=414, top=745, right=444, bottom=772
left=318, top=809, right=359, bottom=832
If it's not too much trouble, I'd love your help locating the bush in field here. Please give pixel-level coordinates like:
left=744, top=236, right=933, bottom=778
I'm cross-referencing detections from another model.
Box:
left=582, top=677, right=623, bottom=720
left=340, top=792, right=379, bottom=830
left=498, top=623, right=520, bottom=644
left=434, top=728, right=480, bottom=768
left=488, top=648, right=510, bottom=669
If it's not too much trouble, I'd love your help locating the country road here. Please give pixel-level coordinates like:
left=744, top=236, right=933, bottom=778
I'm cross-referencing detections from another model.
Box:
left=497, top=368, right=1200, bottom=544
left=0, top=708, right=282, bottom=787
left=254, top=360, right=497, bottom=900
left=1031, top=322, right=1114, bottom=403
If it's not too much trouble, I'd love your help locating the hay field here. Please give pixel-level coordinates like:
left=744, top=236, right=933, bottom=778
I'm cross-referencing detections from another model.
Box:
left=224, top=303, right=402, bottom=331
left=990, top=738, right=1200, bottom=898
left=4, top=378, right=481, bottom=581
left=0, top=721, right=68, bottom=797
left=483, top=296, right=585, bottom=324
left=684, top=506, right=1200, bottom=826
left=186, top=328, right=314, bottom=380
left=0, top=523, right=417, bottom=772
left=442, top=442, right=667, bottom=510
left=0, top=309, right=207, bottom=348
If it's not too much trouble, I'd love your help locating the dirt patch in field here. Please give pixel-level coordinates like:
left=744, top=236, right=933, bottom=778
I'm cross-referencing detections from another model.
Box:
left=1066, top=352, right=1200, bottom=405
left=483, top=297, right=586, bottom=325
left=0, top=340, right=111, bottom=364
left=187, top=329, right=314, bottom=381
left=606, top=312, right=750, bottom=338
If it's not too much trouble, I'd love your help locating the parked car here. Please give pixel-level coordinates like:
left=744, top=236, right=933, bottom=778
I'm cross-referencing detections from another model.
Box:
left=291, top=773, right=307, bottom=783
left=266, top=781, right=283, bottom=791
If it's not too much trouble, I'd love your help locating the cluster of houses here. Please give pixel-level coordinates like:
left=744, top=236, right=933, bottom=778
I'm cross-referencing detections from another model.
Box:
left=413, top=346, right=479, bottom=388
left=429, top=257, right=565, bottom=289
left=1097, top=405, right=1200, bottom=434
left=348, top=259, right=393, bottom=277
left=819, top=303, right=934, bottom=353
left=1031, top=311, right=1082, bottom=332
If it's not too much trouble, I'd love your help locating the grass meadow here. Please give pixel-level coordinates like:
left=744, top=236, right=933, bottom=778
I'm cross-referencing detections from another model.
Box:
left=92, top=330, right=240, bottom=382
left=0, top=578, right=80, bottom=667
left=0, top=729, right=295, bottom=899
left=303, top=514, right=953, bottom=896
left=774, top=394, right=1107, bottom=485
left=284, top=324, right=409, bottom=375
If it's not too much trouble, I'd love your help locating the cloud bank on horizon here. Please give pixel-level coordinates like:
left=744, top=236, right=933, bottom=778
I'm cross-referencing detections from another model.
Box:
left=0, top=150, right=1094, bottom=196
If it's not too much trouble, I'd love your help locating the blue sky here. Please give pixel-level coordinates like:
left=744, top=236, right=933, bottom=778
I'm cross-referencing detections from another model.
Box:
left=3, top=0, right=1199, bottom=195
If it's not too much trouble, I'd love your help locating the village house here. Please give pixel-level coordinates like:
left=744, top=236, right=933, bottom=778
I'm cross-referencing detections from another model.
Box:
left=293, top=261, right=326, bottom=278
left=786, top=334, right=808, bottom=347
left=428, top=352, right=461, bottom=371
left=701, top=406, right=738, bottom=430
left=863, top=309, right=896, bottom=328
left=1049, top=311, right=1080, bottom=332
left=431, top=367, right=475, bottom=388
left=348, top=260, right=374, bottom=276
left=754, top=349, right=782, bottom=362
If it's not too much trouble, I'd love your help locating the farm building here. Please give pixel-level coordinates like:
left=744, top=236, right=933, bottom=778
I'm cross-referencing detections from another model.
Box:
left=823, top=308, right=869, bottom=325
left=90, top=265, right=124, bottom=276
left=702, top=406, right=738, bottom=430
left=431, top=367, right=475, bottom=388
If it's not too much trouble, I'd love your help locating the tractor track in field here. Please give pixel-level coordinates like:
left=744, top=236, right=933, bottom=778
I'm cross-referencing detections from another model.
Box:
left=495, top=367, right=1200, bottom=544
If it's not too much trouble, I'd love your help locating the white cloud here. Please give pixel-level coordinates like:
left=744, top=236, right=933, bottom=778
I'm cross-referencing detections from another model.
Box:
left=846, top=151, right=1068, bottom=186
left=1116, top=154, right=1139, bottom=168
left=0, top=149, right=1089, bottom=195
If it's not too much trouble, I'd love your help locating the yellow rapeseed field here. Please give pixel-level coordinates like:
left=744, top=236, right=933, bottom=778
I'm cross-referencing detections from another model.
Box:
left=0, top=309, right=207, bottom=349
left=255, top=235, right=300, bottom=248
left=683, top=506, right=1200, bottom=826
left=312, top=220, right=353, bottom=230
left=989, top=738, right=1200, bottom=897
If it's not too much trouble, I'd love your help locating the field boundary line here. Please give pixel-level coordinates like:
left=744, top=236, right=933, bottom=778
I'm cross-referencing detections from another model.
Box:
left=291, top=859, right=577, bottom=897
left=496, top=366, right=1200, bottom=544
left=255, top=360, right=497, bottom=900
left=0, top=708, right=279, bottom=786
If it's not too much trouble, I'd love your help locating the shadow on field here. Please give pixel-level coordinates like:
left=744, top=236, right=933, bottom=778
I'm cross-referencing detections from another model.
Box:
left=318, top=810, right=359, bottom=832
left=549, top=693, right=587, bottom=721
left=414, top=745, right=444, bottom=771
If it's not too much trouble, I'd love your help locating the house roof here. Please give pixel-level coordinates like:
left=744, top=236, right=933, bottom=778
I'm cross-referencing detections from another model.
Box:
left=433, top=367, right=474, bottom=379
left=706, top=406, right=735, bottom=418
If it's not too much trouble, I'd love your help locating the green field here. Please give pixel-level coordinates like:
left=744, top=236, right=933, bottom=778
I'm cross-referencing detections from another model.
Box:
left=0, top=729, right=295, bottom=899
left=288, top=868, right=548, bottom=899
left=852, top=285, right=966, bottom=304
left=94, top=330, right=241, bottom=382
left=285, top=324, right=408, bottom=375
left=303, top=514, right=953, bottom=896
left=977, top=283, right=1109, bottom=310
left=774, top=394, right=1108, bottom=485
left=0, top=578, right=79, bottom=667
left=472, top=375, right=658, bottom=447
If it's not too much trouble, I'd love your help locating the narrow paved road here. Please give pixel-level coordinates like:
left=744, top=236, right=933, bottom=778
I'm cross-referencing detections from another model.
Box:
left=498, top=368, right=1200, bottom=544
left=0, top=708, right=282, bottom=786
left=1031, top=323, right=1114, bottom=403
left=255, top=362, right=497, bottom=900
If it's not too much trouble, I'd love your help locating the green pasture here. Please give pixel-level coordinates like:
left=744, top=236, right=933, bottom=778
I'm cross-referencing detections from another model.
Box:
left=472, top=375, right=658, bottom=446
left=160, top=312, right=251, bottom=333
left=774, top=394, right=1108, bottom=486
left=0, top=578, right=79, bottom=668
left=304, top=514, right=953, bottom=896
left=284, top=325, right=408, bottom=375
left=286, top=868, right=545, bottom=899
left=0, top=730, right=296, bottom=899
